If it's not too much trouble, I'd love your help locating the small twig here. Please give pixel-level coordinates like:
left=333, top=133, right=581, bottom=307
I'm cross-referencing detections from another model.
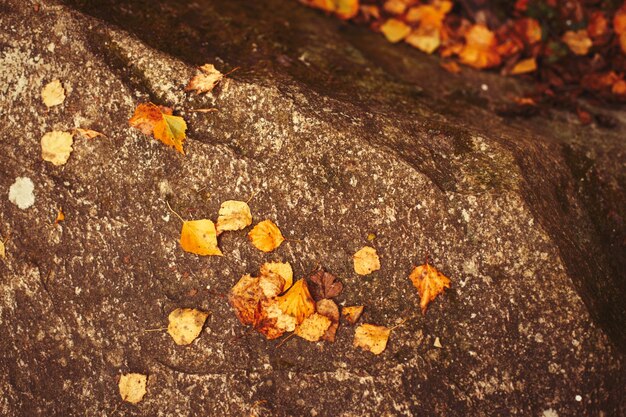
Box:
left=144, top=327, right=167, bottom=333
left=246, top=190, right=259, bottom=204
left=276, top=333, right=296, bottom=349
left=166, top=200, right=185, bottom=223
left=224, top=66, right=241, bottom=77
left=188, top=108, right=219, bottom=113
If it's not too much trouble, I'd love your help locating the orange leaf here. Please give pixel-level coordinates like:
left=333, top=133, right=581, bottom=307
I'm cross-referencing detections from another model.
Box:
left=248, top=220, right=285, bottom=252
left=129, top=102, right=187, bottom=154
left=276, top=279, right=315, bottom=324
left=342, top=305, right=364, bottom=325
left=459, top=24, right=501, bottom=69
left=510, top=57, right=537, bottom=75
left=614, top=6, right=626, bottom=35
left=54, top=207, right=65, bottom=225
left=562, top=30, right=592, bottom=56
left=409, top=263, right=451, bottom=313
left=180, top=219, right=223, bottom=256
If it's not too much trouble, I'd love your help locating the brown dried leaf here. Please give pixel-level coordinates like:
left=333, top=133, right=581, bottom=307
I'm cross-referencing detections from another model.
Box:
left=316, top=299, right=340, bottom=342
left=309, top=269, right=343, bottom=300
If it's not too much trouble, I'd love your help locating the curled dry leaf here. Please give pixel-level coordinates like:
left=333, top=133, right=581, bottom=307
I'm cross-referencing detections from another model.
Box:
left=562, top=30, right=592, bottom=55
left=216, top=200, right=252, bottom=234
left=309, top=269, right=343, bottom=300
left=276, top=278, right=315, bottom=324
left=316, top=299, right=339, bottom=342
left=354, top=323, right=391, bottom=355
left=342, top=305, right=364, bottom=325
left=409, top=263, right=451, bottom=313
left=261, top=261, right=293, bottom=292
left=167, top=308, right=209, bottom=345
left=380, top=19, right=411, bottom=43
left=353, top=246, right=380, bottom=275
left=41, top=79, right=65, bottom=108
left=41, top=131, right=73, bottom=166
left=186, top=64, right=224, bottom=94
left=180, top=219, right=223, bottom=256
left=118, top=373, right=147, bottom=404
left=75, top=128, right=104, bottom=139
left=295, top=313, right=332, bottom=342
left=248, top=220, right=284, bottom=252
left=129, top=102, right=187, bottom=154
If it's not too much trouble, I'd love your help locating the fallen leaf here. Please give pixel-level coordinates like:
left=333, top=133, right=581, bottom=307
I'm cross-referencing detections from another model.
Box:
left=8, top=177, right=35, bottom=210
left=216, top=200, right=252, bottom=234
left=614, top=6, right=626, bottom=35
left=129, top=102, right=187, bottom=154
left=354, top=323, right=391, bottom=355
left=334, top=0, right=359, bottom=20
left=459, top=24, right=501, bottom=69
left=295, top=313, right=332, bottom=342
left=276, top=278, right=315, bottom=324
left=260, top=261, right=293, bottom=292
left=258, top=301, right=297, bottom=339
left=0, top=238, right=5, bottom=259
left=383, top=0, right=407, bottom=15
left=41, top=79, right=65, bottom=108
left=54, top=207, right=65, bottom=225
left=342, top=305, right=364, bottom=325
left=510, top=57, right=537, bottom=75
left=75, top=128, right=104, bottom=139
left=167, top=308, right=209, bottom=345
left=186, top=64, right=224, bottom=94
left=229, top=274, right=264, bottom=326
left=408, top=263, right=451, bottom=313
left=620, top=32, right=626, bottom=55
left=613, top=79, right=626, bottom=96
left=309, top=269, right=343, bottom=300
left=514, top=18, right=542, bottom=45
left=587, top=12, right=608, bottom=39
left=380, top=19, right=412, bottom=43
left=367, top=233, right=376, bottom=241
left=259, top=272, right=286, bottom=299
left=353, top=246, right=380, bottom=275
left=180, top=219, right=223, bottom=256
left=248, top=220, right=284, bottom=252
left=316, top=298, right=339, bottom=342
left=406, top=26, right=441, bottom=54
left=41, top=131, right=73, bottom=166
left=440, top=60, right=461, bottom=74
left=433, top=336, right=442, bottom=348
left=562, top=30, right=592, bottom=55
left=118, top=373, right=147, bottom=404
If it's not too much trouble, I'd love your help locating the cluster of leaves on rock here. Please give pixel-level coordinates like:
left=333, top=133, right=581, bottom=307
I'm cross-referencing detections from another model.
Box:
left=300, top=0, right=626, bottom=111
left=34, top=65, right=451, bottom=405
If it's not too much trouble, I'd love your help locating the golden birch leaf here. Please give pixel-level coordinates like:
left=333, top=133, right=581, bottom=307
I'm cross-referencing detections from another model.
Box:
left=260, top=261, right=293, bottom=292
left=248, top=220, right=284, bottom=252
left=216, top=200, right=252, bottom=233
left=41, top=79, right=65, bottom=108
left=118, top=373, right=147, bottom=404
left=167, top=308, right=209, bottom=345
left=353, top=246, right=380, bottom=275
left=408, top=263, right=451, bottom=313
left=41, top=131, right=73, bottom=166
left=354, top=323, right=391, bottom=355
left=180, top=219, right=223, bottom=256
left=276, top=278, right=315, bottom=324
left=295, top=313, right=332, bottom=342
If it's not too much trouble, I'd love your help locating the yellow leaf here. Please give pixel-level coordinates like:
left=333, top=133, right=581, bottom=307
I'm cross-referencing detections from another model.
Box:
left=118, top=373, right=147, bottom=404
left=75, top=128, right=104, bottom=139
left=185, top=64, right=224, bottom=94
left=295, top=313, right=332, bottom=342
left=248, top=220, right=284, bottom=252
left=406, top=26, right=441, bottom=54
left=354, top=323, right=391, bottom=355
left=459, top=24, right=501, bottom=69
left=167, top=308, right=209, bottom=345
left=380, top=19, right=411, bottom=43
left=276, top=278, right=315, bottom=324
left=261, top=301, right=297, bottom=337
left=41, top=79, right=65, bottom=108
left=260, top=261, right=293, bottom=292
left=409, top=263, right=451, bottom=314
left=54, top=207, right=65, bottom=225
left=562, top=30, right=592, bottom=56
left=259, top=272, right=285, bottom=299
left=342, top=305, right=364, bottom=325
left=41, top=131, right=73, bottom=166
left=129, top=102, right=187, bottom=154
left=216, top=200, right=252, bottom=233
left=510, top=58, right=537, bottom=75
left=316, top=299, right=339, bottom=342
left=353, top=246, right=380, bottom=275
left=180, top=219, right=223, bottom=256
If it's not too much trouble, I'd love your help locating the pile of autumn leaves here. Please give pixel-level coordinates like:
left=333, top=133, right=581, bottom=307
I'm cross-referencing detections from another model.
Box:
left=300, top=0, right=626, bottom=100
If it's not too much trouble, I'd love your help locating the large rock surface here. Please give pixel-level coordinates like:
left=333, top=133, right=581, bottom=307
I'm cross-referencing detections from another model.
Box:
left=0, top=0, right=624, bottom=416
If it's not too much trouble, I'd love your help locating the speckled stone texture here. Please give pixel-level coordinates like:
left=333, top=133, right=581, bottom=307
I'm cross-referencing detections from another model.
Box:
left=0, top=0, right=624, bottom=416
